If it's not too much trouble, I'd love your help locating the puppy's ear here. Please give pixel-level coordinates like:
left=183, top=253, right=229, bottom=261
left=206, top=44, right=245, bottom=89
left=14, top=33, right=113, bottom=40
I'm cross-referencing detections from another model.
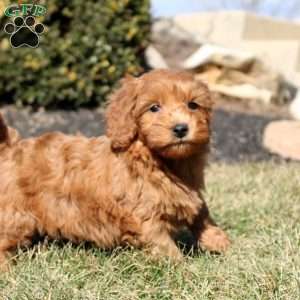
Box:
left=105, top=77, right=139, bottom=151
left=196, top=80, right=214, bottom=124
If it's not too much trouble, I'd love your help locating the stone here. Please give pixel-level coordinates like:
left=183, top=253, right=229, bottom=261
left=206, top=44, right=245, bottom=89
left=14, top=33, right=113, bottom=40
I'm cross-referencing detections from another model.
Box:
left=263, top=120, right=300, bottom=160
left=211, top=83, right=273, bottom=104
left=182, top=44, right=255, bottom=70
left=174, top=11, right=300, bottom=87
left=183, top=44, right=283, bottom=104
left=151, top=18, right=200, bottom=68
left=290, top=91, right=300, bottom=120
left=145, top=45, right=169, bottom=69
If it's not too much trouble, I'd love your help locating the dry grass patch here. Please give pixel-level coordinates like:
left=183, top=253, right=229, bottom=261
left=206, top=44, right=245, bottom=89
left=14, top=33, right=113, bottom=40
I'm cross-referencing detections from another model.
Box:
left=0, top=162, right=299, bottom=300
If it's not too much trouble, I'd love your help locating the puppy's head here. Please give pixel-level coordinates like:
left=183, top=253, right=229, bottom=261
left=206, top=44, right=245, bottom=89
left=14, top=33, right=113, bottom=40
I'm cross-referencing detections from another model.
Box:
left=106, top=69, right=213, bottom=159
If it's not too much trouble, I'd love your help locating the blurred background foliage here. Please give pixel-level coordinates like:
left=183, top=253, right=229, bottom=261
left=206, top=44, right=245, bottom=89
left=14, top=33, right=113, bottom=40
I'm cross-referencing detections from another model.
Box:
left=0, top=0, right=151, bottom=107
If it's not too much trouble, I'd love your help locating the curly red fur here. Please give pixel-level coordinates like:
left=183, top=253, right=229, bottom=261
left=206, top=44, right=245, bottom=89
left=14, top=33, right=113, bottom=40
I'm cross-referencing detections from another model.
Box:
left=0, top=70, right=230, bottom=268
left=106, top=76, right=139, bottom=151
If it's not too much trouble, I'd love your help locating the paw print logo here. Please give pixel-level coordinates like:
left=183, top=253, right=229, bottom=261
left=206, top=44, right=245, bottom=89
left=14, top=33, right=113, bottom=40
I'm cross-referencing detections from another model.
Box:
left=4, top=16, right=45, bottom=48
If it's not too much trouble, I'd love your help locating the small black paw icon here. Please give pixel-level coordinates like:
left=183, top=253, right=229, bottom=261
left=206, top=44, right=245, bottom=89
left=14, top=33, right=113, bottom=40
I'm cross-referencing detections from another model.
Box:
left=4, top=16, right=45, bottom=48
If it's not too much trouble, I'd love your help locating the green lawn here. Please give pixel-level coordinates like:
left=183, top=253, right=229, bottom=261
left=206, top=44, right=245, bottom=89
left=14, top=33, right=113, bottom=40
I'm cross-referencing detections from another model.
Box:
left=1, top=162, right=299, bottom=300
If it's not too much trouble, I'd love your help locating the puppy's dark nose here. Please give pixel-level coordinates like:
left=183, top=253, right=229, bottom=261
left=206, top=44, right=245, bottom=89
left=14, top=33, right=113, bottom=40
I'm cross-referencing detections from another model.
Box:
left=173, top=123, right=189, bottom=138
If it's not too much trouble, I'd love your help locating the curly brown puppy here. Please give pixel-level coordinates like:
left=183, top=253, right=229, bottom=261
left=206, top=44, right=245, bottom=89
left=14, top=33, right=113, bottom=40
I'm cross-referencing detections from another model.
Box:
left=0, top=70, right=230, bottom=268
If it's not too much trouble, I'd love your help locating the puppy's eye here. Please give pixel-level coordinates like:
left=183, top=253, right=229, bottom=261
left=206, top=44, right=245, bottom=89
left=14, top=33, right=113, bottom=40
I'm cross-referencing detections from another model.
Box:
left=150, top=104, right=161, bottom=113
left=188, top=101, right=199, bottom=110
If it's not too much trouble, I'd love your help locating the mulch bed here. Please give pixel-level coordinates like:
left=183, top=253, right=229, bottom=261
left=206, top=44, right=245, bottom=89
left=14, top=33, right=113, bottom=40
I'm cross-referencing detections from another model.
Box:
left=211, top=109, right=280, bottom=162
left=1, top=104, right=285, bottom=163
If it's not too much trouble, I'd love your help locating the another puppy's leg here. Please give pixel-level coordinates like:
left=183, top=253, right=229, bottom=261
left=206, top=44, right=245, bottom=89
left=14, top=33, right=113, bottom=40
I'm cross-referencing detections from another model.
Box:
left=0, top=210, right=37, bottom=270
left=191, top=205, right=231, bottom=253
left=142, top=221, right=183, bottom=260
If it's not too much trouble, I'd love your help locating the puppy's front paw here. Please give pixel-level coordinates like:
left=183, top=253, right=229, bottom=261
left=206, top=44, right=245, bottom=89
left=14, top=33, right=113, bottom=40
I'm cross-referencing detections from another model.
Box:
left=199, top=226, right=231, bottom=253
left=149, top=244, right=184, bottom=261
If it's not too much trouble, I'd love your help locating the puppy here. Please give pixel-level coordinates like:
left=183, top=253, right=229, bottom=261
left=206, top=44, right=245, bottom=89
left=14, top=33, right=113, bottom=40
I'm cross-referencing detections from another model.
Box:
left=0, top=70, right=230, bottom=267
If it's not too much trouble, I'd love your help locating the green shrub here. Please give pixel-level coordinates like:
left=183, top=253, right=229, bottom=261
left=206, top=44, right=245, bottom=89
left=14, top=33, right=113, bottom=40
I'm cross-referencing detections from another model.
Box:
left=0, top=0, right=151, bottom=107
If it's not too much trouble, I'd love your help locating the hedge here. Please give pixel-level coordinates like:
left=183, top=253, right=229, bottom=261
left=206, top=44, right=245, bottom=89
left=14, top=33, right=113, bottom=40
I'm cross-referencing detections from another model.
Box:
left=0, top=0, right=151, bottom=107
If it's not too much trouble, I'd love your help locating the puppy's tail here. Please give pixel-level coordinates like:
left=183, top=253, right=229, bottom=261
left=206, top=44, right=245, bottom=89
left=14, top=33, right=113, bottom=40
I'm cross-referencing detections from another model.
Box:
left=0, top=114, right=20, bottom=149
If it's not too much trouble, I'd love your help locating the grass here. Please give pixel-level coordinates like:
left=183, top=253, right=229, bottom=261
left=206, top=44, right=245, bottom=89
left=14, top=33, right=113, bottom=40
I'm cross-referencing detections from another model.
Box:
left=0, top=162, right=299, bottom=300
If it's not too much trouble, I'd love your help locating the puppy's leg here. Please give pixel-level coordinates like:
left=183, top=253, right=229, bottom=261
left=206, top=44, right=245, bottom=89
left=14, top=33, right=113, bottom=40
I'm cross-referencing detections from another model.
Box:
left=44, top=200, right=143, bottom=250
left=0, top=210, right=37, bottom=270
left=119, top=212, right=143, bottom=248
left=141, top=221, right=183, bottom=260
left=190, top=206, right=230, bottom=253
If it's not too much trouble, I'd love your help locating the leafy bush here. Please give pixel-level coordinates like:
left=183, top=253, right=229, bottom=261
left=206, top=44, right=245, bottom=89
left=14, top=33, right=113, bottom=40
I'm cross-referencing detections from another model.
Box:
left=0, top=0, right=151, bottom=107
